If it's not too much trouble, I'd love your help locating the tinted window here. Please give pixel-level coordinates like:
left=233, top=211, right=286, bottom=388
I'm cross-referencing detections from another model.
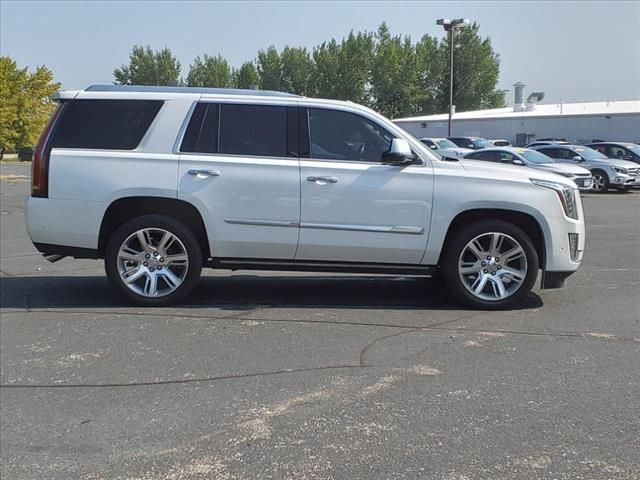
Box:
left=497, top=151, right=516, bottom=163
left=181, top=103, right=209, bottom=153
left=466, top=151, right=496, bottom=161
left=538, top=148, right=565, bottom=159
left=219, top=104, right=287, bottom=157
left=52, top=100, right=162, bottom=150
left=421, top=139, right=437, bottom=149
left=308, top=108, right=394, bottom=162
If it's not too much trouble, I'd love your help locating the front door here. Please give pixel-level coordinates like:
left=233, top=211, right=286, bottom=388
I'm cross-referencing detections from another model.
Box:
left=178, top=102, right=300, bottom=259
left=296, top=107, right=433, bottom=265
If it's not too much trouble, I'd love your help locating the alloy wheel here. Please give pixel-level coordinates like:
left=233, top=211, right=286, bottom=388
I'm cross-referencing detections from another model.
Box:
left=117, top=228, right=189, bottom=297
left=592, top=174, right=606, bottom=192
left=458, top=232, right=528, bottom=302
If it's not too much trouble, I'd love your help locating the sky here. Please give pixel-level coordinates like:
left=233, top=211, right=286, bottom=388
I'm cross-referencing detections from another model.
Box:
left=1, top=0, right=639, bottom=106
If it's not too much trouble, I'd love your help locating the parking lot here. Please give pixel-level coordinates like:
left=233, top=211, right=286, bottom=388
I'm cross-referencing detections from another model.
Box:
left=1, top=161, right=639, bottom=479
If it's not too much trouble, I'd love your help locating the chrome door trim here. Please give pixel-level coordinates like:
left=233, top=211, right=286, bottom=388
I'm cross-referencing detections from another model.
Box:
left=224, top=218, right=298, bottom=228
left=300, top=222, right=424, bottom=234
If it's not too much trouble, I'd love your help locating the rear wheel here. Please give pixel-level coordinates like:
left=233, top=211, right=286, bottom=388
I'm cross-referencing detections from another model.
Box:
left=105, top=215, right=202, bottom=306
left=442, top=220, right=539, bottom=310
left=591, top=170, right=609, bottom=193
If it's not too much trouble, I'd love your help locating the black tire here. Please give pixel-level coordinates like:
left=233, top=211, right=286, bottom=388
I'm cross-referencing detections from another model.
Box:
left=591, top=170, right=609, bottom=193
left=441, top=220, right=539, bottom=310
left=105, top=214, right=202, bottom=306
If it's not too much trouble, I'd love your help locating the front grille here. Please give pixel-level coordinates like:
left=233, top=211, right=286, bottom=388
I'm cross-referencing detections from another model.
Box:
left=627, top=168, right=639, bottom=176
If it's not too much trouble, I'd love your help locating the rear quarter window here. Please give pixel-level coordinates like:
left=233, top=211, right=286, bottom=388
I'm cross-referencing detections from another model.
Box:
left=51, top=100, right=163, bottom=150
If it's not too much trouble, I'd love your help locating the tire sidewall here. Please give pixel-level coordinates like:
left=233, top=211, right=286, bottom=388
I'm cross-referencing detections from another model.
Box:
left=442, top=220, right=539, bottom=310
left=105, top=214, right=203, bottom=306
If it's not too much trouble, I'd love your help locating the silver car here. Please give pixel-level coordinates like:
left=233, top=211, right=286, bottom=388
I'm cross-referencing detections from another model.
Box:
left=532, top=144, right=639, bottom=193
left=419, top=137, right=472, bottom=159
left=463, top=147, right=593, bottom=191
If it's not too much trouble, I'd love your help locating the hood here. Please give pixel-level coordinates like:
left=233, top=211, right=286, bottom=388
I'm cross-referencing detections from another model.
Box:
left=460, top=159, right=577, bottom=189
left=534, top=163, right=591, bottom=175
left=586, top=158, right=638, bottom=169
left=439, top=147, right=473, bottom=158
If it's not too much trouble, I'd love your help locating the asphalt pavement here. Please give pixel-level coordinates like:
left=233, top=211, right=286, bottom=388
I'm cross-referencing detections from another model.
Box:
left=1, top=162, right=639, bottom=480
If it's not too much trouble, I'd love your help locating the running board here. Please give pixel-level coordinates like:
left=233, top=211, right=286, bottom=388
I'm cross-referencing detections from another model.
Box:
left=208, top=258, right=437, bottom=276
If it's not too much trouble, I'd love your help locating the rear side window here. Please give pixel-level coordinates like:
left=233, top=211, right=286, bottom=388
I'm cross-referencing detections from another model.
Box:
left=51, top=100, right=162, bottom=150
left=219, top=104, right=287, bottom=157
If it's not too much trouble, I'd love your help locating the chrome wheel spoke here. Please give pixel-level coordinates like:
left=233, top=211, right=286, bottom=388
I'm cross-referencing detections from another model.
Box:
left=165, top=253, right=188, bottom=266
left=143, top=272, right=158, bottom=296
left=499, top=266, right=526, bottom=281
left=467, top=240, right=485, bottom=260
left=124, top=266, right=145, bottom=284
left=473, top=274, right=488, bottom=294
left=490, top=276, right=507, bottom=298
left=501, top=245, right=524, bottom=263
left=460, top=261, right=482, bottom=274
left=160, top=268, right=181, bottom=289
left=157, top=232, right=176, bottom=254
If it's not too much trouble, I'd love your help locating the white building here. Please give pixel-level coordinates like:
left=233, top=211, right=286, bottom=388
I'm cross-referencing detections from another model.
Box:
left=394, top=99, right=640, bottom=147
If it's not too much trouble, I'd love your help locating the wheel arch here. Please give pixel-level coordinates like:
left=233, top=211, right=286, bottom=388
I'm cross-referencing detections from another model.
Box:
left=437, top=208, right=547, bottom=270
left=98, top=197, right=210, bottom=259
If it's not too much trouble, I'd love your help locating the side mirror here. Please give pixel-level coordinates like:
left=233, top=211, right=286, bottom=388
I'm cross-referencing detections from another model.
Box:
left=572, top=156, right=583, bottom=162
left=382, top=138, right=415, bottom=165
left=512, top=159, right=525, bottom=166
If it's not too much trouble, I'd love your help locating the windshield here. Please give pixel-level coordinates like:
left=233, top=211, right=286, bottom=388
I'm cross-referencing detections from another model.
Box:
left=436, top=139, right=458, bottom=149
left=520, top=150, right=555, bottom=164
left=575, top=147, right=608, bottom=160
left=473, top=138, right=493, bottom=149
left=625, top=144, right=640, bottom=156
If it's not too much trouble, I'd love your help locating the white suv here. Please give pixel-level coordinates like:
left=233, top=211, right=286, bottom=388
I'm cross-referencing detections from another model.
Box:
left=26, top=85, right=585, bottom=309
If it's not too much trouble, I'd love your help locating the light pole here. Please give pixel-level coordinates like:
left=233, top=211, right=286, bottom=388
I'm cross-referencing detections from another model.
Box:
left=436, top=18, right=470, bottom=136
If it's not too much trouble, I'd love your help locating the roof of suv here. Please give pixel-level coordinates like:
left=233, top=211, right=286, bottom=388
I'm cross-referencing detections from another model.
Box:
left=85, top=84, right=300, bottom=98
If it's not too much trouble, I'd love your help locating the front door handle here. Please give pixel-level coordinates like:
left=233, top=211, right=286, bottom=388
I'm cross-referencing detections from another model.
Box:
left=188, top=169, right=220, bottom=178
left=307, top=176, right=338, bottom=184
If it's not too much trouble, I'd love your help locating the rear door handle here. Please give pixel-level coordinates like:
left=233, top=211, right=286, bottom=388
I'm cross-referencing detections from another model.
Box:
left=188, top=169, right=220, bottom=178
left=307, top=176, right=338, bottom=184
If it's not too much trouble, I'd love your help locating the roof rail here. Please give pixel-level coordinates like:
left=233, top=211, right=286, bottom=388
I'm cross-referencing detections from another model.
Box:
left=85, top=84, right=300, bottom=98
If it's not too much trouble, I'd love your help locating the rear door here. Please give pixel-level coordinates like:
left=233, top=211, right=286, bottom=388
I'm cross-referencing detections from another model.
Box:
left=296, top=106, right=432, bottom=264
left=178, top=101, right=300, bottom=259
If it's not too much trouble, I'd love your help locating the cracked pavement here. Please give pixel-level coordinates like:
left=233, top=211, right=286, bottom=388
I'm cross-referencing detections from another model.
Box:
left=1, top=163, right=639, bottom=479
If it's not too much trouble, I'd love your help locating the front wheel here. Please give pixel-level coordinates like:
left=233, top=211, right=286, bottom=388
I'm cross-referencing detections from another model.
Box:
left=442, top=220, right=539, bottom=310
left=591, top=170, right=609, bottom=193
left=105, top=215, right=202, bottom=306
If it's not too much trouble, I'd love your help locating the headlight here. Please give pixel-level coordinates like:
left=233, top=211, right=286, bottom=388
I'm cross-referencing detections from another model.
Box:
left=612, top=166, right=627, bottom=174
left=531, top=179, right=579, bottom=219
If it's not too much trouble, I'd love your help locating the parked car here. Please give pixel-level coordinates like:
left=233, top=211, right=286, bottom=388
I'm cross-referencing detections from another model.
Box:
left=531, top=144, right=639, bottom=192
left=418, top=137, right=472, bottom=159
left=463, top=147, right=593, bottom=191
left=18, top=147, right=34, bottom=162
left=489, top=139, right=512, bottom=147
left=525, top=140, right=570, bottom=148
left=26, top=84, right=586, bottom=310
left=586, top=142, right=640, bottom=165
left=448, top=136, right=493, bottom=150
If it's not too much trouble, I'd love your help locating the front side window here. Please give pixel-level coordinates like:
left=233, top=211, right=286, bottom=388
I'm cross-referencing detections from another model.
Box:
left=466, top=151, right=497, bottom=161
left=574, top=147, right=607, bottom=160
left=51, top=100, right=163, bottom=150
left=436, top=139, right=458, bottom=149
left=421, top=139, right=437, bottom=149
left=219, top=104, right=288, bottom=157
left=308, top=108, right=394, bottom=162
left=538, top=148, right=566, bottom=159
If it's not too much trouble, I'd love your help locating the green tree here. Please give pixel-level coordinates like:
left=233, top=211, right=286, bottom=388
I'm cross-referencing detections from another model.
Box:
left=187, top=54, right=232, bottom=87
left=311, top=39, right=341, bottom=98
left=370, top=23, right=421, bottom=118
left=233, top=61, right=260, bottom=89
left=113, top=45, right=181, bottom=86
left=335, top=31, right=374, bottom=104
left=257, top=46, right=282, bottom=91
left=436, top=23, right=505, bottom=112
left=0, top=57, right=59, bottom=158
left=414, top=33, right=444, bottom=115
left=280, top=46, right=314, bottom=95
